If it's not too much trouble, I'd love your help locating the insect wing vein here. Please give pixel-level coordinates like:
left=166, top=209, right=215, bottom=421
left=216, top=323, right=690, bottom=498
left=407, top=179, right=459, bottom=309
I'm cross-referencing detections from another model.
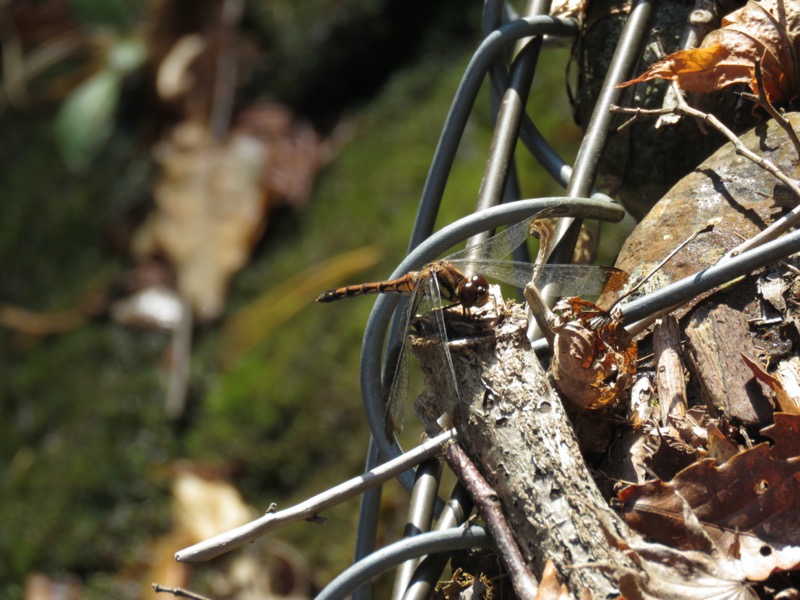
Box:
left=429, top=273, right=460, bottom=408
left=446, top=216, right=538, bottom=265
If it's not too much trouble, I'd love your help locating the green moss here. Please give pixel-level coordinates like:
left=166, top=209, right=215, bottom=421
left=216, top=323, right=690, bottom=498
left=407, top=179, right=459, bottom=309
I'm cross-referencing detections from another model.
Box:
left=0, top=17, right=583, bottom=597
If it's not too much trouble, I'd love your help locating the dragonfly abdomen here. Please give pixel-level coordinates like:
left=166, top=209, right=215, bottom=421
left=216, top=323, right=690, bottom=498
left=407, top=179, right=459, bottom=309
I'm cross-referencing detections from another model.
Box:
left=316, top=274, right=419, bottom=303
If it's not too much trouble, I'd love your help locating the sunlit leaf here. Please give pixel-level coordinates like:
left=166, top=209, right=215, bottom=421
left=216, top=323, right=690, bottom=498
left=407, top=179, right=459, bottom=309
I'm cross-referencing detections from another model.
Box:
left=619, top=413, right=800, bottom=581
left=620, top=0, right=800, bottom=103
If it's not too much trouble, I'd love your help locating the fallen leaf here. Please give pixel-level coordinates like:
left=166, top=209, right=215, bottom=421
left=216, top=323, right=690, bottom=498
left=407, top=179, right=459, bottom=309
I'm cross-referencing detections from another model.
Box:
left=133, top=121, right=270, bottom=321
left=762, top=411, right=800, bottom=458
left=535, top=560, right=572, bottom=600
left=742, top=353, right=800, bottom=415
left=619, top=413, right=800, bottom=580
left=595, top=505, right=757, bottom=600
left=706, top=422, right=740, bottom=464
left=620, top=0, right=800, bottom=103
left=549, top=297, right=637, bottom=409
left=615, top=538, right=756, bottom=600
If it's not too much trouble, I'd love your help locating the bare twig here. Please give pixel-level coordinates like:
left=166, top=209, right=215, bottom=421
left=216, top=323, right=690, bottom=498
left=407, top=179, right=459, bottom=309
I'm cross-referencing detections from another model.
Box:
left=152, top=583, right=213, bottom=600
left=741, top=59, right=800, bottom=160
left=165, top=297, right=192, bottom=419
left=443, top=441, right=539, bottom=599
left=610, top=83, right=800, bottom=257
left=175, top=428, right=457, bottom=562
left=210, top=0, right=244, bottom=140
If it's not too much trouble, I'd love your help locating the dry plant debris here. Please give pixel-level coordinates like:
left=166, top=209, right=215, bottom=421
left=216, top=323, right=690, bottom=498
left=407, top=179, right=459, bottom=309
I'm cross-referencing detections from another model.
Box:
left=548, top=297, right=638, bottom=410
left=621, top=0, right=800, bottom=103
left=600, top=515, right=758, bottom=600
left=132, top=107, right=323, bottom=321
left=618, top=413, right=800, bottom=582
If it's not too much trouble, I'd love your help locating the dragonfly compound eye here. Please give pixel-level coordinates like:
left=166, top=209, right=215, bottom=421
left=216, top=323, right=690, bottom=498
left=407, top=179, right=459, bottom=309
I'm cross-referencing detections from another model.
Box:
left=459, top=275, right=490, bottom=308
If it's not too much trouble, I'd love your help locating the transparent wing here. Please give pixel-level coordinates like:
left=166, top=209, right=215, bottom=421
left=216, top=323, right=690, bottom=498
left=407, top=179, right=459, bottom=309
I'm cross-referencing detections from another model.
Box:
left=446, top=215, right=540, bottom=264
left=384, top=274, right=461, bottom=440
left=451, top=259, right=629, bottom=300
left=428, top=274, right=459, bottom=409
left=384, top=284, right=423, bottom=440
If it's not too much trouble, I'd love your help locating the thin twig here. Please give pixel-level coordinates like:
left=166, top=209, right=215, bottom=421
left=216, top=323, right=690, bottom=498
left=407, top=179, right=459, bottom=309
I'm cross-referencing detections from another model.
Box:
left=610, top=82, right=800, bottom=257
left=607, top=219, right=718, bottom=314
left=742, top=59, right=800, bottom=160
left=443, top=441, right=539, bottom=599
left=210, top=0, right=244, bottom=140
left=175, top=429, right=457, bottom=562
left=152, top=583, right=213, bottom=600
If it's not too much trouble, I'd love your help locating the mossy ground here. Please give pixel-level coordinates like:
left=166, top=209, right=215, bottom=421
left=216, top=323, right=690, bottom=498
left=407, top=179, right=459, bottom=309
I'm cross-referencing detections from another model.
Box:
left=0, top=20, right=581, bottom=597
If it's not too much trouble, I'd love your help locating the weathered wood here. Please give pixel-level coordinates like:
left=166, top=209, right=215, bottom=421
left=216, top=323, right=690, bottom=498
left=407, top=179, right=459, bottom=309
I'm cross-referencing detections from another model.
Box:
left=653, top=316, right=687, bottom=426
left=412, top=302, right=635, bottom=598
left=683, top=303, right=774, bottom=425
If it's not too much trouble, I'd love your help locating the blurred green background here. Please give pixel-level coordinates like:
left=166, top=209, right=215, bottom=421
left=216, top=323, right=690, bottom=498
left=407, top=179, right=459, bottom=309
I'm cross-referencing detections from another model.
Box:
left=0, top=1, right=588, bottom=598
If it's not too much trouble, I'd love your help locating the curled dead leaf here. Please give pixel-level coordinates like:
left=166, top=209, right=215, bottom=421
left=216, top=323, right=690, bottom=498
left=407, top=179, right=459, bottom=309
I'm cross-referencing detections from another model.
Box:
left=620, top=0, right=800, bottom=103
left=549, top=298, right=637, bottom=409
left=742, top=353, right=800, bottom=415
left=595, top=505, right=757, bottom=600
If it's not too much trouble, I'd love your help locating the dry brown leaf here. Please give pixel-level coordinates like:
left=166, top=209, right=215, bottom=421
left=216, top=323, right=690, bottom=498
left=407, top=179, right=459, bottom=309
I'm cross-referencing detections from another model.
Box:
left=549, top=297, right=637, bottom=409
left=595, top=506, right=757, bottom=600
left=619, top=413, right=800, bottom=581
left=620, top=0, right=800, bottom=103
left=706, top=422, right=740, bottom=464
left=742, top=353, right=800, bottom=415
left=762, top=411, right=800, bottom=457
left=535, top=560, right=571, bottom=600
left=615, top=538, right=756, bottom=600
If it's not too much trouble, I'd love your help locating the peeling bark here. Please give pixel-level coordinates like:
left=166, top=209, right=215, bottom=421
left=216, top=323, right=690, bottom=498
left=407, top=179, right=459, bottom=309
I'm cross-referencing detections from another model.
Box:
left=412, top=302, right=636, bottom=598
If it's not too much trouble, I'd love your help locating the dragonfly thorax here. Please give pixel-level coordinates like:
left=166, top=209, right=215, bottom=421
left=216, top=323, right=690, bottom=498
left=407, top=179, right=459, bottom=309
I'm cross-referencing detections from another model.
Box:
left=429, top=260, right=489, bottom=309
left=457, top=274, right=490, bottom=308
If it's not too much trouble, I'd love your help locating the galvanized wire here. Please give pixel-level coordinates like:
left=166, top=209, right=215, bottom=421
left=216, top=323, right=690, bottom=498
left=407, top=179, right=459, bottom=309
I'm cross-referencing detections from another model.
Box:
left=390, top=458, right=443, bottom=598
left=405, top=15, right=578, bottom=250
left=347, top=5, right=636, bottom=597
left=353, top=198, right=623, bottom=596
left=360, top=197, right=625, bottom=463
left=549, top=0, right=656, bottom=264
left=340, top=0, right=800, bottom=596
left=317, top=526, right=492, bottom=600
left=401, top=482, right=474, bottom=600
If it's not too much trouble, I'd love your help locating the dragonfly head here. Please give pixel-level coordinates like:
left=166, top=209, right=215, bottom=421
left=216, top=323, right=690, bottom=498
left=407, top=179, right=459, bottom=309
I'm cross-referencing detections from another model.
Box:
left=458, top=275, right=490, bottom=309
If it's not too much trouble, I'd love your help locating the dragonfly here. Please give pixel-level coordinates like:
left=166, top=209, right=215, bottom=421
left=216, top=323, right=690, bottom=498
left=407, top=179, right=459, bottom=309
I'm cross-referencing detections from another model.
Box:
left=317, top=211, right=629, bottom=439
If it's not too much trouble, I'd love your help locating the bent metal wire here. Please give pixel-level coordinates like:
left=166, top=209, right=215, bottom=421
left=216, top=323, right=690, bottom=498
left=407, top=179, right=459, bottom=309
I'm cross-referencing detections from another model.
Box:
left=326, top=1, right=697, bottom=599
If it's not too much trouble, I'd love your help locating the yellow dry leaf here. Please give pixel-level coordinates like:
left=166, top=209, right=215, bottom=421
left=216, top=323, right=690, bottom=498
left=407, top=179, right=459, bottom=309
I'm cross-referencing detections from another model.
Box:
left=134, top=121, right=268, bottom=321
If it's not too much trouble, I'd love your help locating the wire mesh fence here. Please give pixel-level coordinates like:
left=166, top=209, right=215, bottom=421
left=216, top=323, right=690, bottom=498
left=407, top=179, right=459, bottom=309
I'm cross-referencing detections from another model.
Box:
left=177, top=1, right=800, bottom=597
left=308, top=1, right=800, bottom=598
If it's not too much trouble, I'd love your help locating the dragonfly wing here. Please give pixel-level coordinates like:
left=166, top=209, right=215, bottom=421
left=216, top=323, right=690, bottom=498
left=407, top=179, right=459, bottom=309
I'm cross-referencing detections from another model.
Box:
left=453, top=259, right=537, bottom=288
left=452, top=260, right=628, bottom=300
left=384, top=285, right=423, bottom=440
left=532, top=264, right=629, bottom=299
left=385, top=274, right=461, bottom=439
left=446, top=216, right=538, bottom=264
left=429, top=275, right=459, bottom=408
